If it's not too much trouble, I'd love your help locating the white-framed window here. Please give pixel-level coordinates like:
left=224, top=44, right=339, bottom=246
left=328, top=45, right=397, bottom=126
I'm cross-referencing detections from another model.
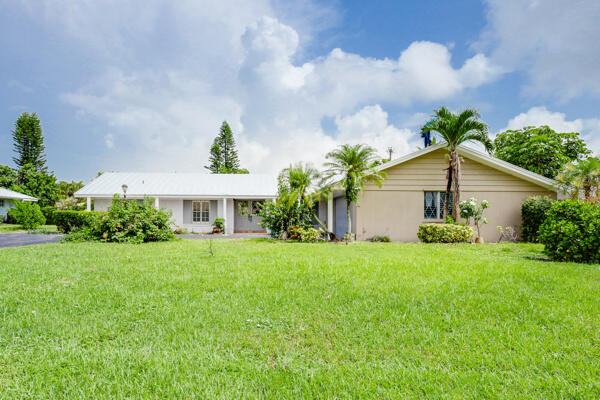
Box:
left=424, top=191, right=453, bottom=220
left=192, top=200, right=209, bottom=223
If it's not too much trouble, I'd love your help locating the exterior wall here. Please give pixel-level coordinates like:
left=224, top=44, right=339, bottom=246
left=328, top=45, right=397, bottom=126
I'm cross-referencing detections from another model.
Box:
left=93, top=198, right=112, bottom=211
left=357, top=148, right=556, bottom=242
left=0, top=199, right=15, bottom=221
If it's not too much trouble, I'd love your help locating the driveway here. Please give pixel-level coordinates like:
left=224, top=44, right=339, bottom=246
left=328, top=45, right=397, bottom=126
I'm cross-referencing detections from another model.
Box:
left=0, top=233, right=63, bottom=248
left=177, top=233, right=269, bottom=240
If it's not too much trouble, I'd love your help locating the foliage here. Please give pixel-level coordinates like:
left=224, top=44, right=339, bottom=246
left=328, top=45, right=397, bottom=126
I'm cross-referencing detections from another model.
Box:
left=54, top=210, right=104, bottom=233
left=278, top=162, right=320, bottom=199
left=212, top=217, right=225, bottom=233
left=555, top=157, right=600, bottom=199
left=539, top=199, right=600, bottom=263
left=521, top=196, right=554, bottom=242
left=41, top=205, right=56, bottom=225
left=0, top=165, right=17, bottom=188
left=417, top=223, right=473, bottom=243
left=423, top=107, right=492, bottom=220
left=205, top=121, right=247, bottom=174
left=7, top=200, right=45, bottom=229
left=289, top=225, right=322, bottom=242
left=54, top=196, right=85, bottom=210
left=493, top=126, right=590, bottom=178
left=66, top=195, right=176, bottom=243
left=12, top=112, right=47, bottom=171
left=1, top=240, right=599, bottom=397
left=11, top=163, right=59, bottom=207
left=459, top=198, right=489, bottom=238
left=368, top=235, right=391, bottom=242
left=322, top=144, right=386, bottom=236
left=496, top=226, right=520, bottom=243
left=258, top=192, right=314, bottom=238
left=57, top=180, right=84, bottom=199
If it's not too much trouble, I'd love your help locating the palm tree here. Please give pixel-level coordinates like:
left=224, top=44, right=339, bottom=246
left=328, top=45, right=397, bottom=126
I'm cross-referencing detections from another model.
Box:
left=322, top=144, right=386, bottom=238
left=424, top=107, right=492, bottom=220
left=278, top=162, right=320, bottom=201
left=556, top=157, right=600, bottom=199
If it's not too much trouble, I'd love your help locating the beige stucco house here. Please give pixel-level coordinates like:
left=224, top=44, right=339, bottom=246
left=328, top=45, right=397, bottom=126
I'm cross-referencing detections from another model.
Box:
left=317, top=143, right=558, bottom=242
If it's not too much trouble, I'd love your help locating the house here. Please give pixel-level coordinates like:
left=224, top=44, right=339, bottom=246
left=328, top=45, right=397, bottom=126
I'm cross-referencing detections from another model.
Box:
left=74, top=173, right=277, bottom=234
left=317, top=143, right=559, bottom=242
left=0, top=188, right=38, bottom=221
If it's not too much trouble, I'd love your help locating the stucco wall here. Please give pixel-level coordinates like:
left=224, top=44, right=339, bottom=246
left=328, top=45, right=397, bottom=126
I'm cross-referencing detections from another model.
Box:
left=357, top=148, right=556, bottom=242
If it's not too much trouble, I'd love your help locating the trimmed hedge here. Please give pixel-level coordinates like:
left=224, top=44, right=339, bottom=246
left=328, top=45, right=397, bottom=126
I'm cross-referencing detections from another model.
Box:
left=521, top=196, right=554, bottom=242
left=539, top=200, right=600, bottom=263
left=41, top=206, right=56, bottom=225
left=418, top=223, right=473, bottom=243
left=54, top=210, right=104, bottom=233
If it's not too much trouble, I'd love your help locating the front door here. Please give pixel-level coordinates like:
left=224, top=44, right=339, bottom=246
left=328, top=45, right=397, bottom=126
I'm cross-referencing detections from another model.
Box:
left=234, top=200, right=266, bottom=232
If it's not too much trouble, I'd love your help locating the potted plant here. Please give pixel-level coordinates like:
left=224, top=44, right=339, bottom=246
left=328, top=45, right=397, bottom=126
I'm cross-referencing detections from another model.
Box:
left=212, top=217, right=225, bottom=234
left=459, top=198, right=489, bottom=243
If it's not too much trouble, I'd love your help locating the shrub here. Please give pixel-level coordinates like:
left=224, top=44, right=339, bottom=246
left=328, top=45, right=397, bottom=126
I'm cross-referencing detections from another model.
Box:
left=212, top=217, right=225, bottom=234
left=418, top=223, right=473, bottom=243
left=65, top=195, right=175, bottom=243
left=369, top=235, right=390, bottom=242
left=539, top=200, right=600, bottom=263
left=289, top=225, right=322, bottom=242
left=459, top=198, right=489, bottom=239
left=521, top=196, right=554, bottom=242
left=259, top=192, right=314, bottom=238
left=7, top=201, right=46, bottom=229
left=55, top=210, right=104, bottom=233
left=41, top=206, right=56, bottom=225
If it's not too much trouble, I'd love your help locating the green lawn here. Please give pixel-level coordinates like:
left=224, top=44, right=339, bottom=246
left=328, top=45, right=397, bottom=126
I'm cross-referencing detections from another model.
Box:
left=0, top=223, right=57, bottom=233
left=0, top=240, right=598, bottom=399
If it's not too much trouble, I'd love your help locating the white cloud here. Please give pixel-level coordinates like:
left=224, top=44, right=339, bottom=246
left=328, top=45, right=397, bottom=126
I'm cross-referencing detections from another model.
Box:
left=35, top=3, right=500, bottom=175
left=478, top=0, right=600, bottom=99
left=104, top=133, right=114, bottom=149
left=504, top=106, right=600, bottom=154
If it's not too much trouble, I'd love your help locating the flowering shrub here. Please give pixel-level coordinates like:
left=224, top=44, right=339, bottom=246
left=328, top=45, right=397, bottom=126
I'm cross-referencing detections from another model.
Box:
left=289, top=225, right=322, bottom=242
left=459, top=198, right=489, bottom=239
left=539, top=199, right=600, bottom=263
left=64, top=195, right=174, bottom=243
left=7, top=201, right=45, bottom=229
left=258, top=192, right=314, bottom=238
left=521, top=196, right=554, bottom=242
left=417, top=223, right=473, bottom=243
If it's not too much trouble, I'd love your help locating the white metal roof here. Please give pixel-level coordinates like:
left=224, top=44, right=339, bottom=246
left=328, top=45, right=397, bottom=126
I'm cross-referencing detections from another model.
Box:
left=376, top=143, right=558, bottom=191
left=74, top=172, right=278, bottom=199
left=0, top=188, right=38, bottom=201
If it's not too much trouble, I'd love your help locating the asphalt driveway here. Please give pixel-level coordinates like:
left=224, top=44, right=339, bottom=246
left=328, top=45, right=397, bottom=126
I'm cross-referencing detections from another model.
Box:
left=0, top=233, right=63, bottom=248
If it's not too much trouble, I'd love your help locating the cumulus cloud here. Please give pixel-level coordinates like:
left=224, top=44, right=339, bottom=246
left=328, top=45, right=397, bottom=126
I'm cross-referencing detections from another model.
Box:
left=504, top=106, right=600, bottom=154
left=478, top=0, right=600, bottom=99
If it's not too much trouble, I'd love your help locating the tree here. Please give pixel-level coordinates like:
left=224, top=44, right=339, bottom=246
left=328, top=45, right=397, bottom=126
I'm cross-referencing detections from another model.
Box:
left=12, top=112, right=47, bottom=171
left=493, top=126, right=590, bottom=179
left=57, top=180, right=84, bottom=199
left=322, top=144, right=386, bottom=238
left=424, top=107, right=492, bottom=220
left=556, top=157, right=600, bottom=199
left=205, top=121, right=247, bottom=174
left=0, top=165, right=17, bottom=188
left=12, top=163, right=59, bottom=207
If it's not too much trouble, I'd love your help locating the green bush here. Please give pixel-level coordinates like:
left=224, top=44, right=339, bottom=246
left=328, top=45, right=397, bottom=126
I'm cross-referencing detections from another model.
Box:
left=41, top=206, right=56, bottom=225
left=259, top=192, right=314, bottom=238
left=65, top=195, right=175, bottom=243
left=55, top=210, right=104, bottom=233
left=369, top=235, right=391, bottom=242
left=539, top=200, right=600, bottom=263
left=289, top=226, right=322, bottom=242
left=7, top=201, right=46, bottom=230
left=521, top=196, right=554, bottom=242
left=212, top=217, right=225, bottom=233
left=418, top=223, right=473, bottom=243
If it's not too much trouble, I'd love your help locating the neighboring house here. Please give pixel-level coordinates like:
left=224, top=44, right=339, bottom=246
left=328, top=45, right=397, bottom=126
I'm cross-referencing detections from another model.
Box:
left=317, top=143, right=559, bottom=242
left=0, top=188, right=38, bottom=221
left=75, top=173, right=277, bottom=234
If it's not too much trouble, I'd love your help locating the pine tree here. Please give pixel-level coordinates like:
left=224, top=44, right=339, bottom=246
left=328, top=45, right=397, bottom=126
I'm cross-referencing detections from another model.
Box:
left=205, top=121, right=247, bottom=173
left=12, top=112, right=47, bottom=171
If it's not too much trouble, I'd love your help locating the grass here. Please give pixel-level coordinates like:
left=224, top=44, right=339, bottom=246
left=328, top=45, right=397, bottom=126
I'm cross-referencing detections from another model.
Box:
left=0, top=223, right=58, bottom=233
left=0, top=240, right=598, bottom=399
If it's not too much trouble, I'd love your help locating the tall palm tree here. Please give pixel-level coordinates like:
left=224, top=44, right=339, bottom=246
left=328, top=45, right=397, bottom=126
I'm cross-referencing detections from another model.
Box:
left=278, top=162, right=320, bottom=201
left=556, top=157, right=600, bottom=199
left=425, top=107, right=492, bottom=220
left=322, top=144, right=386, bottom=238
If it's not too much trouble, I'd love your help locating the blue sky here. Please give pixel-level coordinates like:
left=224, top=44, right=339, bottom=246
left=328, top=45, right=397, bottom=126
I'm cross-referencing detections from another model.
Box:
left=1, top=0, right=599, bottom=181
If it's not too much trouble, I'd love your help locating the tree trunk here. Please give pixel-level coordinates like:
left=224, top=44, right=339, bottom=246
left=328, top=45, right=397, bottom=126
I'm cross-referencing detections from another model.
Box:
left=346, top=201, right=352, bottom=237
left=451, top=150, right=461, bottom=221
left=444, top=164, right=453, bottom=219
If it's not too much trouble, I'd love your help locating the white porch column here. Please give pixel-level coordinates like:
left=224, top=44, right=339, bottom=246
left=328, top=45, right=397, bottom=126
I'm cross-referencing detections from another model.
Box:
left=154, top=197, right=160, bottom=209
left=223, top=198, right=233, bottom=235
left=86, top=197, right=91, bottom=212
left=327, top=194, right=333, bottom=233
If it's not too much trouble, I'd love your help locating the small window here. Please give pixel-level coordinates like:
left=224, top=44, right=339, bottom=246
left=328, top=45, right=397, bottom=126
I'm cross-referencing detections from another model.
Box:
left=424, top=191, right=453, bottom=220
left=192, top=201, right=209, bottom=223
